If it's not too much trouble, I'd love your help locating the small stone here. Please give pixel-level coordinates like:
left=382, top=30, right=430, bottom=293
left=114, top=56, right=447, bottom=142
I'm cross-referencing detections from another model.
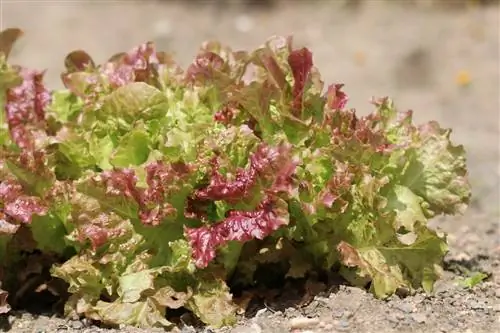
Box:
left=397, top=302, right=416, bottom=313
left=81, top=318, right=92, bottom=327
left=412, top=293, right=425, bottom=304
left=332, top=309, right=344, bottom=318
left=411, top=313, right=427, bottom=324
left=70, top=321, right=84, bottom=329
left=342, top=310, right=354, bottom=319
left=233, top=323, right=262, bottom=333
left=315, top=296, right=329, bottom=305
left=180, top=326, right=197, bottom=333
left=322, top=323, right=334, bottom=331
left=495, top=288, right=500, bottom=298
left=493, top=303, right=500, bottom=312
left=334, top=319, right=351, bottom=331
left=289, top=317, right=320, bottom=330
left=469, top=301, right=485, bottom=310
left=255, top=308, right=267, bottom=317
left=395, top=312, right=406, bottom=320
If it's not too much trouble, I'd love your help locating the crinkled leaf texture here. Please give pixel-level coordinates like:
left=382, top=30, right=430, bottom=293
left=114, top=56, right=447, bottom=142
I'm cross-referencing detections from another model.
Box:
left=0, top=29, right=471, bottom=329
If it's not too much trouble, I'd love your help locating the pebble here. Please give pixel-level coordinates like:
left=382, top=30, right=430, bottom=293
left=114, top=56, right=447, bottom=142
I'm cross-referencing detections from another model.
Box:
left=495, top=288, right=500, bottom=298
left=342, top=310, right=354, bottom=319
left=334, top=319, right=350, bottom=331
left=411, top=313, right=427, bottom=324
left=332, top=309, right=344, bottom=318
left=395, top=312, right=406, bottom=320
left=233, top=323, right=262, bottom=333
left=70, top=321, right=84, bottom=329
left=386, top=315, right=399, bottom=324
left=181, top=326, right=197, bottom=333
left=396, top=302, right=416, bottom=313
left=289, top=317, right=320, bottom=330
left=319, top=322, right=334, bottom=331
left=255, top=308, right=267, bottom=317
left=469, top=301, right=486, bottom=310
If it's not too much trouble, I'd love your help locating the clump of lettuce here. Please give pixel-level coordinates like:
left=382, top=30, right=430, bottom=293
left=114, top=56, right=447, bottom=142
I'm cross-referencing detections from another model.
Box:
left=0, top=28, right=471, bottom=329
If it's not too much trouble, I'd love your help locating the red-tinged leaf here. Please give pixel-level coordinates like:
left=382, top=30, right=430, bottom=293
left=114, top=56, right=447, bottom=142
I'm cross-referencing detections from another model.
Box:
left=0, top=28, right=23, bottom=59
left=140, top=161, right=192, bottom=226
left=325, top=84, right=348, bottom=110
left=0, top=179, right=22, bottom=203
left=318, top=162, right=353, bottom=212
left=288, top=48, right=313, bottom=116
left=0, top=180, right=47, bottom=224
left=76, top=212, right=129, bottom=251
left=214, top=102, right=239, bottom=126
left=185, top=52, right=225, bottom=84
left=194, top=157, right=255, bottom=202
left=100, top=169, right=143, bottom=204
left=122, top=41, right=159, bottom=83
left=64, top=50, right=95, bottom=73
left=102, top=63, right=135, bottom=89
left=325, top=107, right=389, bottom=152
left=95, top=161, right=192, bottom=226
left=259, top=51, right=286, bottom=91
left=100, top=42, right=161, bottom=89
left=3, top=196, right=47, bottom=224
left=194, top=143, right=296, bottom=203
left=185, top=197, right=289, bottom=268
left=5, top=68, right=51, bottom=151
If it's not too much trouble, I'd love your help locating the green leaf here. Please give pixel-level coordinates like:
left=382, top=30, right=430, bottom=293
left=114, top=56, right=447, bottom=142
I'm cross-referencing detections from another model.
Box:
left=91, top=299, right=173, bottom=329
left=338, top=224, right=448, bottom=298
left=111, top=129, right=151, bottom=168
left=457, top=272, right=489, bottom=289
left=48, top=90, right=83, bottom=123
left=89, top=135, right=114, bottom=170
left=385, top=185, right=427, bottom=232
left=400, top=122, right=471, bottom=216
left=30, top=213, right=68, bottom=254
left=76, top=176, right=139, bottom=220
left=101, top=82, right=168, bottom=123
left=118, top=270, right=156, bottom=303
left=4, top=159, right=54, bottom=196
left=51, top=256, right=104, bottom=296
left=187, top=278, right=237, bottom=328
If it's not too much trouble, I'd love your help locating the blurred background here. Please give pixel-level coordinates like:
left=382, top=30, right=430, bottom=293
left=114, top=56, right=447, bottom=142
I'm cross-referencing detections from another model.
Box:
left=3, top=0, right=499, bottom=229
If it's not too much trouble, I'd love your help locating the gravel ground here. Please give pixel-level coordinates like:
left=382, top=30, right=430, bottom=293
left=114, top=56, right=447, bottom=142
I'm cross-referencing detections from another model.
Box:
left=1, top=1, right=499, bottom=332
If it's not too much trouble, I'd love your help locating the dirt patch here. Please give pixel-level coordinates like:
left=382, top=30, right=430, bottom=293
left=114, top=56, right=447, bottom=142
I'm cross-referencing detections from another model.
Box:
left=1, top=1, right=499, bottom=332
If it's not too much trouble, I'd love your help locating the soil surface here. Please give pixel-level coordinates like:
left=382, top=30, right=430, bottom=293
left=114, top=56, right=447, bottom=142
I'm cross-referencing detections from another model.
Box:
left=2, top=1, right=499, bottom=332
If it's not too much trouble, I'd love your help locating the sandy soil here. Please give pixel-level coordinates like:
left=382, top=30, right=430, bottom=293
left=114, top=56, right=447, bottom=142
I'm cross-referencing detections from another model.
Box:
left=1, top=1, right=499, bottom=332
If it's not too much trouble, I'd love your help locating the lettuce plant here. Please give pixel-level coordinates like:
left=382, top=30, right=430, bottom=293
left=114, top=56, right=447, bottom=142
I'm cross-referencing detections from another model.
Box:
left=0, top=28, right=471, bottom=329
